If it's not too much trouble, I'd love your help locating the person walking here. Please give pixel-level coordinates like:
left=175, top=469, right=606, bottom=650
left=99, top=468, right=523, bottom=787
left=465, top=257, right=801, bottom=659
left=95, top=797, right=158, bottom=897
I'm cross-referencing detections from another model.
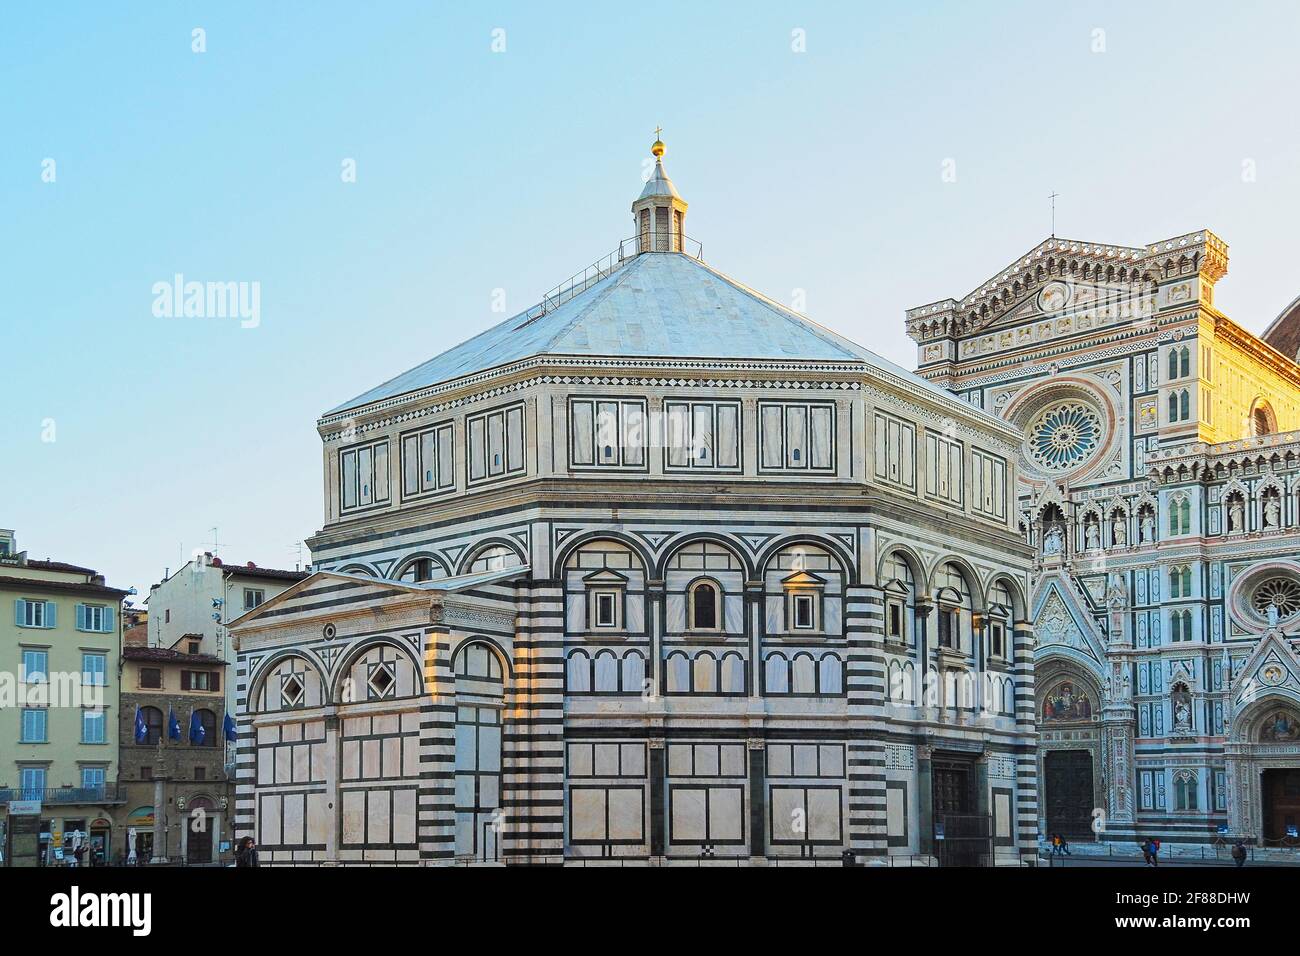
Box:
left=1150, top=837, right=1160, bottom=867
left=1232, top=840, right=1247, bottom=868
left=235, top=836, right=259, bottom=868
left=1139, top=838, right=1152, bottom=866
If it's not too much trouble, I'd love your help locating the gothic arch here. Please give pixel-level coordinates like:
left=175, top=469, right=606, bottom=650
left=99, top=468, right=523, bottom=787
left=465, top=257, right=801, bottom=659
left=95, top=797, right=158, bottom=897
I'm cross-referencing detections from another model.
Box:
left=1229, top=693, right=1300, bottom=744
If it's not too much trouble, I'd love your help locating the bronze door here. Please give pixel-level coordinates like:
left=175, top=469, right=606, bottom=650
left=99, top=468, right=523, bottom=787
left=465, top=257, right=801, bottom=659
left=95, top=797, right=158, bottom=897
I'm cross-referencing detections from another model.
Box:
left=1044, top=750, right=1093, bottom=839
left=1262, top=768, right=1300, bottom=841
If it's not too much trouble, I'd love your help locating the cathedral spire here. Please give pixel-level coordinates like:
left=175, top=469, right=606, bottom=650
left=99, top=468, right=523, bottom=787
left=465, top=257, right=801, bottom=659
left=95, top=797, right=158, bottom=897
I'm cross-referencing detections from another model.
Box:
left=632, top=131, right=688, bottom=253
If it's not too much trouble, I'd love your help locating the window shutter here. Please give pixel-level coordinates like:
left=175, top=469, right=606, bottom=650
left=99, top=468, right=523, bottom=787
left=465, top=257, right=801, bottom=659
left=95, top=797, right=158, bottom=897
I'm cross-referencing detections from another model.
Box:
left=45, top=602, right=56, bottom=628
left=104, top=606, right=115, bottom=633
left=14, top=599, right=22, bottom=626
left=211, top=671, right=221, bottom=693
left=77, top=604, right=87, bottom=631
left=181, top=670, right=192, bottom=691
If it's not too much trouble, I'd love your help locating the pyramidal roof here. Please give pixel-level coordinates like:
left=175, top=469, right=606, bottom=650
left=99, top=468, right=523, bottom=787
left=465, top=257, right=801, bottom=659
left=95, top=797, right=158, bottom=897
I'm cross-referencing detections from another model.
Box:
left=326, top=141, right=988, bottom=421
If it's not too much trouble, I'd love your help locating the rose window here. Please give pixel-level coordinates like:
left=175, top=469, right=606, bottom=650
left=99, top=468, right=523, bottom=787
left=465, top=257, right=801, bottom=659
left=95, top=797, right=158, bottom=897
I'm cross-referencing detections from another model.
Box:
left=1026, top=402, right=1102, bottom=472
left=1252, top=577, right=1300, bottom=620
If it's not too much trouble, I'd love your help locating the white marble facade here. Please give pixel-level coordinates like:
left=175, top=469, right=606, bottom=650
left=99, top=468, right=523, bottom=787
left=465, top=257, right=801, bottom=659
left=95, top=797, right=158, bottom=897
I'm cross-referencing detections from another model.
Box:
left=909, top=231, right=1300, bottom=846
left=230, top=143, right=1038, bottom=865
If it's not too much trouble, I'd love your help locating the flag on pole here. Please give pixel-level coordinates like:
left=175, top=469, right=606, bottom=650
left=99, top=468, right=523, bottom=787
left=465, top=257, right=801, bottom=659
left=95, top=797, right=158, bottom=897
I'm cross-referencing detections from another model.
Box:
left=134, top=706, right=148, bottom=744
left=223, top=712, right=238, bottom=742
left=167, top=708, right=181, bottom=742
left=189, top=709, right=206, bottom=745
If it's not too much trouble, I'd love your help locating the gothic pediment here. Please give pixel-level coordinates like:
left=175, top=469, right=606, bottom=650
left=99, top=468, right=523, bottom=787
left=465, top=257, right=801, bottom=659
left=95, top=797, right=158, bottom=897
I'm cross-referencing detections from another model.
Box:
left=1231, top=629, right=1300, bottom=713
left=1032, top=576, right=1105, bottom=667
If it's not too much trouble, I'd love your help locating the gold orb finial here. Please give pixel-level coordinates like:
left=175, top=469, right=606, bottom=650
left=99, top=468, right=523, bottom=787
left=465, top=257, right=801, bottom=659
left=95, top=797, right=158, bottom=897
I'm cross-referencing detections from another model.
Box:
left=651, top=125, right=665, bottom=158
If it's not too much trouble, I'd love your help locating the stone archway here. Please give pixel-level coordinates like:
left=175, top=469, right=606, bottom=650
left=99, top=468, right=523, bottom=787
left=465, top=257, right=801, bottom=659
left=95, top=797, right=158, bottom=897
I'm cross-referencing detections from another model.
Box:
left=1226, top=698, right=1300, bottom=842
left=1036, top=659, right=1105, bottom=840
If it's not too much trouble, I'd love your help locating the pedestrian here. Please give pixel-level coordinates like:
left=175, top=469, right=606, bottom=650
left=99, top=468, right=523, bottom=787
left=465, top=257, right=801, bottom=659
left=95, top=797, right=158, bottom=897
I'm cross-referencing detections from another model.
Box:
left=1150, top=837, right=1160, bottom=867
left=1059, top=834, right=1071, bottom=856
left=1139, top=838, right=1152, bottom=866
left=72, top=844, right=85, bottom=868
left=235, top=836, right=259, bottom=868
left=1231, top=841, right=1247, bottom=868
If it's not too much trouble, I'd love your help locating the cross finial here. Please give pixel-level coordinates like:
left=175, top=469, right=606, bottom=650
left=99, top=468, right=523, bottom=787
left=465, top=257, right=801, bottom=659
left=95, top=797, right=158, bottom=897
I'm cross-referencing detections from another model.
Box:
left=1048, top=191, right=1060, bottom=237
left=655, top=125, right=663, bottom=140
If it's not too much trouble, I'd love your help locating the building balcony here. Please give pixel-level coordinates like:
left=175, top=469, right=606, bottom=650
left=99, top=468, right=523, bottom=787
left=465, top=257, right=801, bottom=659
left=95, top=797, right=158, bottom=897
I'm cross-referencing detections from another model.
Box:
left=0, top=784, right=127, bottom=807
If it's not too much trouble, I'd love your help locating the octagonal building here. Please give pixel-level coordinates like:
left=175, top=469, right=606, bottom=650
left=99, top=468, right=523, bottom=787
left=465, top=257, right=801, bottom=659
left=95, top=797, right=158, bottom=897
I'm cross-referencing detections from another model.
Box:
left=229, top=141, right=1038, bottom=866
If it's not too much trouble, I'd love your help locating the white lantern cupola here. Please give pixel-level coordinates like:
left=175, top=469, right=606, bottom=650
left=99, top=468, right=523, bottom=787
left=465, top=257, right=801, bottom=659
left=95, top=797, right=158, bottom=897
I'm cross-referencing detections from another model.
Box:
left=632, top=132, right=688, bottom=253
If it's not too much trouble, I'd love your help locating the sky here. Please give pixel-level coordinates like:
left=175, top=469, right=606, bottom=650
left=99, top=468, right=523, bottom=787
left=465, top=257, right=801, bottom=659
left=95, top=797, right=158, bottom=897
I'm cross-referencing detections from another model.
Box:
left=4, top=1, right=1300, bottom=598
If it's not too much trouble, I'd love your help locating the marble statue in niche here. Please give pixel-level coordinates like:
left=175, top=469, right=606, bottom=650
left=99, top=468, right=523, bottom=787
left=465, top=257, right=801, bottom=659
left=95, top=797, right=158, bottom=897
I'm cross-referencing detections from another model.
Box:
left=1140, top=508, right=1156, bottom=543
left=1228, top=496, right=1246, bottom=533
left=1264, top=493, right=1281, bottom=529
left=1111, top=514, right=1126, bottom=547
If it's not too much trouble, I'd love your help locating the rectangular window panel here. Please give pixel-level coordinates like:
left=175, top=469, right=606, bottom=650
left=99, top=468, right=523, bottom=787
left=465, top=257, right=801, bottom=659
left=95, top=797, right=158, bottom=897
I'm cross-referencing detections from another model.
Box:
left=437, top=425, right=454, bottom=487
left=468, top=417, right=487, bottom=481
left=506, top=406, right=525, bottom=472
left=785, top=405, right=808, bottom=468
left=341, top=450, right=358, bottom=509
left=716, top=404, right=739, bottom=468
left=692, top=404, right=714, bottom=466
left=810, top=405, right=832, bottom=470
left=419, top=430, right=438, bottom=491
left=666, top=402, right=689, bottom=467
left=487, top=412, right=505, bottom=476
left=571, top=400, right=595, bottom=466
left=596, top=401, right=619, bottom=464
left=403, top=435, right=420, bottom=495
left=622, top=402, right=644, bottom=466
left=760, top=405, right=784, bottom=468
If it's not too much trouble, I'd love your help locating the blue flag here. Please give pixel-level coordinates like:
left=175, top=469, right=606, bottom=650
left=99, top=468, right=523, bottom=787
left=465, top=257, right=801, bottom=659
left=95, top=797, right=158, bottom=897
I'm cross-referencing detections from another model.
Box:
left=223, top=712, right=238, bottom=742
left=167, top=708, right=181, bottom=741
left=189, top=709, right=205, bottom=745
left=134, top=706, right=148, bottom=744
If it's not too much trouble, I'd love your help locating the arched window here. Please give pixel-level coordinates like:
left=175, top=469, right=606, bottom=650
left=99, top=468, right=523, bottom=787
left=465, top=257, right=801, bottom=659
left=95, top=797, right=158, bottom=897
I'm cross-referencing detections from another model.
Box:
left=1168, top=497, right=1191, bottom=536
left=934, top=563, right=971, bottom=652
left=566, top=651, right=591, bottom=693
left=1180, top=389, right=1190, bottom=421
left=1169, top=565, right=1192, bottom=598
left=882, top=552, right=916, bottom=645
left=1174, top=771, right=1198, bottom=811
left=193, top=708, right=217, bottom=747
left=139, top=706, right=163, bottom=746
left=988, top=581, right=1013, bottom=660
left=1170, top=609, right=1193, bottom=642
left=689, top=580, right=719, bottom=630
left=398, top=557, right=435, bottom=583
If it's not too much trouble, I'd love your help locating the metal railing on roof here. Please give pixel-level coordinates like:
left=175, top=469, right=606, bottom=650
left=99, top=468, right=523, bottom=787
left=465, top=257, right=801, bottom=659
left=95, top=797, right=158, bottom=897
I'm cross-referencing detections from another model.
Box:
left=0, top=784, right=127, bottom=806
left=520, top=232, right=704, bottom=324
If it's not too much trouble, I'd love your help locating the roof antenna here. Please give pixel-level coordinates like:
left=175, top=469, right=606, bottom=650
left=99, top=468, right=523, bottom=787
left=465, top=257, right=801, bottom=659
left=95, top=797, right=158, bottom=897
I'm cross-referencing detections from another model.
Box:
left=1048, top=191, right=1060, bottom=237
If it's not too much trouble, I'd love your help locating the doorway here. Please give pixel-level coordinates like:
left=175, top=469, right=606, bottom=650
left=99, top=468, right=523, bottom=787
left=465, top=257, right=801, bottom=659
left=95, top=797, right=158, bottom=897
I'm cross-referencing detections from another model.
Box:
left=1044, top=749, right=1094, bottom=839
left=932, top=755, right=989, bottom=866
left=1261, top=768, right=1300, bottom=841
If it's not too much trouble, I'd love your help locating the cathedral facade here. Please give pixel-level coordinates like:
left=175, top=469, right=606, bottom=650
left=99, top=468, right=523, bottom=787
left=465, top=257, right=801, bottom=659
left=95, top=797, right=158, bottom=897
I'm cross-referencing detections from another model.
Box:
left=908, top=232, right=1300, bottom=846
left=228, top=143, right=1039, bottom=865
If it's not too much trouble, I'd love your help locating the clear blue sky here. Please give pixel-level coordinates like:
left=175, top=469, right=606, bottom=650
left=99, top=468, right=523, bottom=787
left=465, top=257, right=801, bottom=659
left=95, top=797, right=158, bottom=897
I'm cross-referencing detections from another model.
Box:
left=4, top=1, right=1299, bottom=596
